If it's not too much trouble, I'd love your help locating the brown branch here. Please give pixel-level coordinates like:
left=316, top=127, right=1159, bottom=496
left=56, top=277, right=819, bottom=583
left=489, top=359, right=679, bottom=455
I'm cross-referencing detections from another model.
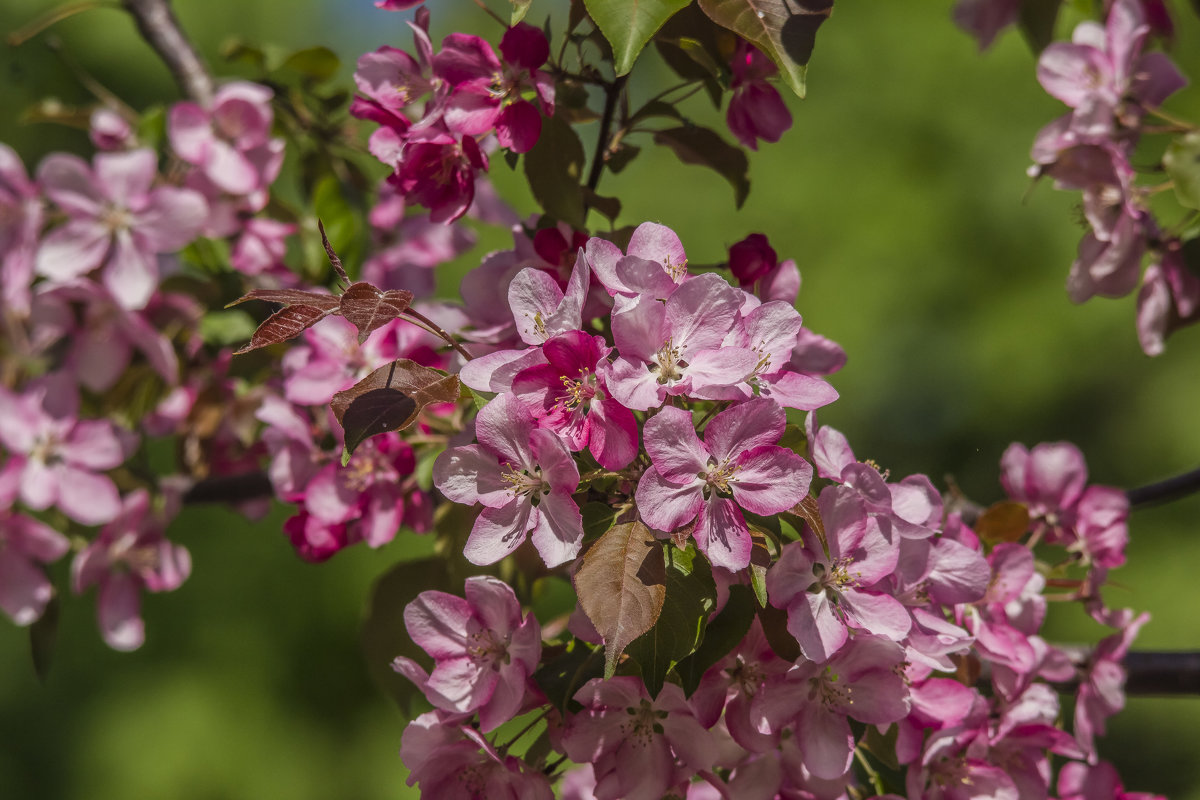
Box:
left=1126, top=465, right=1200, bottom=509
left=121, top=0, right=213, bottom=104
left=585, top=74, right=627, bottom=196
left=181, top=471, right=274, bottom=505
left=1122, top=651, right=1200, bottom=695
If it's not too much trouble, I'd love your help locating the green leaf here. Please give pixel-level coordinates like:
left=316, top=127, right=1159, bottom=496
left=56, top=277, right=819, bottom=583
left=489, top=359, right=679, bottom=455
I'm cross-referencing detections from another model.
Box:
left=864, top=723, right=902, bottom=772
left=625, top=544, right=717, bottom=697
left=653, top=125, right=750, bottom=207
left=676, top=584, right=756, bottom=695
left=757, top=601, right=800, bottom=662
left=533, top=640, right=605, bottom=714
left=584, top=0, right=692, bottom=75
left=574, top=521, right=667, bottom=677
left=312, top=175, right=361, bottom=272
left=524, top=114, right=587, bottom=227
left=199, top=309, right=259, bottom=347
left=1165, top=132, right=1200, bottom=210
left=136, top=105, right=166, bottom=151
left=1017, top=0, right=1062, bottom=54
left=279, top=46, right=340, bottom=83
left=220, top=38, right=267, bottom=70
left=511, top=0, right=534, bottom=24
left=360, top=557, right=453, bottom=713
left=697, top=0, right=834, bottom=98
left=581, top=501, right=621, bottom=542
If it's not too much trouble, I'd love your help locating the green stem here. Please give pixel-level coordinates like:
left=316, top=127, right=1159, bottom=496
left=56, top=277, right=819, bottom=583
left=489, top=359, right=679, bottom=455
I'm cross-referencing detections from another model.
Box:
left=7, top=0, right=116, bottom=46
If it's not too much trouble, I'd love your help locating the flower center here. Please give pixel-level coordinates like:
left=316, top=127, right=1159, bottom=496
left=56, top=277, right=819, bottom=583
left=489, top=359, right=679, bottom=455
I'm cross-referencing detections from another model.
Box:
left=556, top=370, right=595, bottom=412
left=701, top=457, right=740, bottom=497
left=650, top=338, right=686, bottom=385
left=501, top=463, right=546, bottom=500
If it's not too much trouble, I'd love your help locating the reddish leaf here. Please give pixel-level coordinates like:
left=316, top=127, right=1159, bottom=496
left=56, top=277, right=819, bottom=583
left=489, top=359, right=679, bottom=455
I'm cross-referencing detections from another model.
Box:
left=331, top=360, right=460, bottom=459
left=233, top=303, right=335, bottom=354
left=318, top=218, right=351, bottom=288
left=573, top=521, right=667, bottom=677
left=228, top=288, right=341, bottom=354
left=975, top=501, right=1032, bottom=544
left=338, top=282, right=415, bottom=344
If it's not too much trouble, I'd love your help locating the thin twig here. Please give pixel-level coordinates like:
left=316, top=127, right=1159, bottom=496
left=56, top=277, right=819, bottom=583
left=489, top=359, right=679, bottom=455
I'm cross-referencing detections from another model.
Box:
left=7, top=0, right=116, bottom=47
left=43, top=36, right=139, bottom=120
left=1126, top=465, right=1200, bottom=508
left=585, top=74, right=627, bottom=197
left=121, top=0, right=213, bottom=104
left=181, top=471, right=274, bottom=505
left=401, top=308, right=474, bottom=362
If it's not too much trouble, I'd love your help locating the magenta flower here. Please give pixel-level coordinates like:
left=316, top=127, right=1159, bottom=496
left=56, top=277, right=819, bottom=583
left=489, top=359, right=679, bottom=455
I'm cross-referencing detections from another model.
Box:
left=0, top=381, right=134, bottom=526
left=635, top=399, right=812, bottom=570
left=1074, top=608, right=1149, bottom=759
left=230, top=217, right=296, bottom=278
left=71, top=488, right=191, bottom=650
left=510, top=330, right=638, bottom=470
left=767, top=486, right=909, bottom=662
left=561, top=676, right=717, bottom=800
left=35, top=149, right=207, bottom=308
left=391, top=136, right=488, bottom=223
left=391, top=575, right=540, bottom=731
left=726, top=41, right=792, bottom=151
left=433, top=392, right=582, bottom=566
left=400, top=710, right=554, bottom=799
left=0, top=143, right=42, bottom=317
left=1059, top=760, right=1164, bottom=800
left=727, top=233, right=799, bottom=303
left=0, top=459, right=70, bottom=626
left=376, top=0, right=425, bottom=9
left=1137, top=247, right=1200, bottom=356
left=89, top=108, right=134, bottom=151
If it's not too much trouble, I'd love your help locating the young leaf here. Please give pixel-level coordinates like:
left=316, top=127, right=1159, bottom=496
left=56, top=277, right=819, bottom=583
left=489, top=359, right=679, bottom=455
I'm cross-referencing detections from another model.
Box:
left=331, top=360, right=461, bottom=458
left=278, top=46, right=340, bottom=83
left=581, top=501, right=622, bottom=542
left=676, top=584, right=756, bottom=695
left=653, top=126, right=750, bottom=208
left=757, top=600, right=800, bottom=662
left=975, top=501, right=1032, bottom=544
left=338, top=282, right=415, bottom=344
left=1017, top=0, right=1062, bottom=54
left=229, top=289, right=341, bottom=354
left=1164, top=132, right=1200, bottom=211
left=584, top=0, right=692, bottom=75
left=524, top=113, right=587, bottom=227
left=573, top=521, right=668, bottom=678
left=697, top=0, right=834, bottom=99
left=624, top=544, right=717, bottom=697
left=511, top=0, right=534, bottom=24
left=782, top=493, right=825, bottom=552
left=533, top=640, right=605, bottom=714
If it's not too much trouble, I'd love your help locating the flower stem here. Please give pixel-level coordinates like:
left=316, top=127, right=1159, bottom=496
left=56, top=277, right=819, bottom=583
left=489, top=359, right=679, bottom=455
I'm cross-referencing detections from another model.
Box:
left=7, top=0, right=116, bottom=47
left=401, top=308, right=474, bottom=362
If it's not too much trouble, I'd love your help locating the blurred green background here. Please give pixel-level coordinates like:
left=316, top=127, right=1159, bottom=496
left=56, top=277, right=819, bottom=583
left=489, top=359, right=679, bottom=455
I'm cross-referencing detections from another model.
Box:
left=2, top=0, right=1200, bottom=797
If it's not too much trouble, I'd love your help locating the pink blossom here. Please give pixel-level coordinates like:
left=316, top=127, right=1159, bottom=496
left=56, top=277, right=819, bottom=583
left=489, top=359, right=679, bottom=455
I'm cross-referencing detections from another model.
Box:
left=0, top=459, right=70, bottom=626
left=727, top=233, right=800, bottom=303
left=71, top=488, right=190, bottom=650
left=1136, top=247, right=1200, bottom=356
left=561, top=677, right=717, bottom=800
left=391, top=575, right=540, bottom=731
left=584, top=222, right=689, bottom=298
left=726, top=41, right=792, bottom=151
left=1074, top=609, right=1148, bottom=759
left=169, top=81, right=282, bottom=196
left=0, top=143, right=43, bottom=316
left=391, top=136, right=488, bottom=223
left=35, top=149, right=207, bottom=308
left=89, top=108, right=134, bottom=151
left=510, top=330, right=638, bottom=469
left=608, top=273, right=760, bottom=410
left=230, top=218, right=296, bottom=279
left=0, top=381, right=133, bottom=526
left=1058, top=760, right=1165, bottom=800
left=767, top=636, right=911, bottom=780
left=400, top=710, right=554, bottom=799
left=508, top=250, right=589, bottom=345
left=636, top=399, right=812, bottom=570
left=433, top=392, right=582, bottom=566
left=767, top=486, right=909, bottom=662
left=376, top=0, right=425, bottom=9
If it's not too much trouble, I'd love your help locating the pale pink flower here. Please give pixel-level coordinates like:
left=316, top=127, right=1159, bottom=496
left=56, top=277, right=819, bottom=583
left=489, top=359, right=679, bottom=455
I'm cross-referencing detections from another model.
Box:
left=391, top=575, right=540, bottom=731
left=561, top=677, right=717, bottom=800
left=584, top=222, right=689, bottom=299
left=636, top=398, right=812, bottom=570
left=0, top=143, right=43, bottom=316
left=71, top=488, right=190, bottom=650
left=0, top=381, right=133, bottom=526
left=1059, top=760, right=1165, bottom=800
left=169, top=81, right=281, bottom=196
left=0, top=459, right=70, bottom=626
left=35, top=149, right=207, bottom=308
left=433, top=392, right=582, bottom=566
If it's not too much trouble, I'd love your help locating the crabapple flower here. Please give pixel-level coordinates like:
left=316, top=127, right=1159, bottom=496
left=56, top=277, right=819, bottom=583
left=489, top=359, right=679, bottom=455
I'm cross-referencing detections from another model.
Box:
left=1137, top=247, right=1200, bottom=356
left=35, top=149, right=207, bottom=308
left=169, top=81, right=282, bottom=197
left=0, top=382, right=134, bottom=526
left=0, top=143, right=42, bottom=316
left=561, top=676, right=717, bottom=800
left=433, top=392, right=582, bottom=566
left=0, top=459, right=70, bottom=626
left=89, top=108, right=134, bottom=151
left=767, top=485, right=909, bottom=662
left=635, top=399, right=812, bottom=570
left=727, top=233, right=799, bottom=303
left=584, top=222, right=689, bottom=298
left=608, top=272, right=760, bottom=410
left=508, top=250, right=589, bottom=345
left=1074, top=609, right=1149, bottom=759
left=71, top=488, right=190, bottom=650
left=726, top=41, right=792, bottom=150
left=400, top=710, right=554, bottom=799
left=510, top=330, right=638, bottom=469
left=1059, top=760, right=1165, bottom=800
left=391, top=575, right=540, bottom=732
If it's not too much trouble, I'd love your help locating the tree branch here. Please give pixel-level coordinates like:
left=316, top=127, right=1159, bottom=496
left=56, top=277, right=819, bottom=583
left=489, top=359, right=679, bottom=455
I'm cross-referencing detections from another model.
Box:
left=585, top=74, right=627, bottom=196
left=181, top=471, right=274, bottom=505
left=1126, top=465, right=1200, bottom=509
left=1122, top=651, right=1200, bottom=695
left=121, top=0, right=212, bottom=104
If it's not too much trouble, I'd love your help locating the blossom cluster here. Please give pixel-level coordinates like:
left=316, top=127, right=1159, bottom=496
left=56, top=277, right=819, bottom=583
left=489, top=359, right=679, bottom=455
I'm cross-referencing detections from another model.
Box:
left=387, top=221, right=1153, bottom=799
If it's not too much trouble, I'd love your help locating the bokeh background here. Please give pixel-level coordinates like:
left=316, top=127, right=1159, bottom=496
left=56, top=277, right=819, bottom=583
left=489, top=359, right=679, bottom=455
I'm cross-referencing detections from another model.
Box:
left=2, top=0, right=1199, bottom=797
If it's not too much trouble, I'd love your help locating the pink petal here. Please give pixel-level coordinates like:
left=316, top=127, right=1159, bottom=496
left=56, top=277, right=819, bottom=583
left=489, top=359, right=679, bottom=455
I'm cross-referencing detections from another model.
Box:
left=627, top=222, right=686, bottom=274
left=97, top=572, right=145, bottom=651
left=168, top=102, right=214, bottom=164
left=55, top=465, right=122, bottom=526
left=839, top=589, right=911, bottom=641
left=136, top=186, right=208, bottom=252
left=37, top=153, right=104, bottom=216
left=731, top=445, right=812, bottom=516
left=465, top=501, right=532, bottom=565
left=788, top=590, right=847, bottom=663
left=65, top=419, right=127, bottom=470
left=587, top=397, right=638, bottom=470
left=0, top=549, right=53, bottom=625
left=36, top=221, right=111, bottom=281
left=528, top=491, right=583, bottom=567
left=405, top=590, right=473, bottom=657
left=643, top=405, right=709, bottom=482
left=704, top=397, right=785, bottom=462
left=94, top=149, right=157, bottom=205
left=103, top=231, right=157, bottom=309
left=694, top=495, right=753, bottom=571
left=635, top=467, right=703, bottom=532
left=797, top=704, right=855, bottom=780
left=475, top=393, right=536, bottom=468
left=432, top=444, right=510, bottom=508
